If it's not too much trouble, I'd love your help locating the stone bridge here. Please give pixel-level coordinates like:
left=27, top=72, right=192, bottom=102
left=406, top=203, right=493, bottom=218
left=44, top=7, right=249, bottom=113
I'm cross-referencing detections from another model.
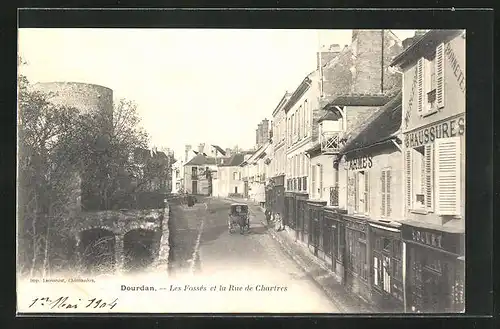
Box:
left=71, top=206, right=170, bottom=274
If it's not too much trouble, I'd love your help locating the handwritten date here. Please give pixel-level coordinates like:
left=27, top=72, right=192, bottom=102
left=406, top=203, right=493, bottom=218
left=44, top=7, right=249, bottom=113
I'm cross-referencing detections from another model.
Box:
left=29, top=297, right=118, bottom=310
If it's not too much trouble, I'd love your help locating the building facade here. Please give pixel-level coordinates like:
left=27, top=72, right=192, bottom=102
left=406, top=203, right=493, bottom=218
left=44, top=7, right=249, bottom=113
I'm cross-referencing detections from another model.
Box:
left=269, top=92, right=292, bottom=220
left=336, top=92, right=404, bottom=311
left=305, top=29, right=404, bottom=207
left=183, top=153, right=223, bottom=195
left=215, top=153, right=246, bottom=198
left=391, top=29, right=466, bottom=313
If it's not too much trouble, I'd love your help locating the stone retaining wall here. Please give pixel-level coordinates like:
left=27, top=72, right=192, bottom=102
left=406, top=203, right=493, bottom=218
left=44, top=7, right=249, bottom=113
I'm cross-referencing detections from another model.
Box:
left=153, top=203, right=170, bottom=274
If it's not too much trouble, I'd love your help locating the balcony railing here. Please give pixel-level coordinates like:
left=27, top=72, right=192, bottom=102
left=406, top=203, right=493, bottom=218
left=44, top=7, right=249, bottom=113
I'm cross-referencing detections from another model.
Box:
left=320, top=131, right=343, bottom=154
left=191, top=174, right=198, bottom=180
left=329, top=185, right=339, bottom=207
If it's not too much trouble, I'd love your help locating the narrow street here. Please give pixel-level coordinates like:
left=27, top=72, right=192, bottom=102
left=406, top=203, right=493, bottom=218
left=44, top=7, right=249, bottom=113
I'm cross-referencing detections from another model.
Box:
left=168, top=197, right=339, bottom=313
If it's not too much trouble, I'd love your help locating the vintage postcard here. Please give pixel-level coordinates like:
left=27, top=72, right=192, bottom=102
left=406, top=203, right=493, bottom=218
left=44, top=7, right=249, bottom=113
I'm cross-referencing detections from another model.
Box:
left=17, top=27, right=466, bottom=314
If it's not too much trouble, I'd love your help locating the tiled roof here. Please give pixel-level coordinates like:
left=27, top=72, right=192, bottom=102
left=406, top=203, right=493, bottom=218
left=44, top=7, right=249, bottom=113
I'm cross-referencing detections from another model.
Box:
left=184, top=154, right=226, bottom=166
left=317, top=110, right=342, bottom=123
left=218, top=153, right=245, bottom=167
left=340, top=91, right=403, bottom=155
left=391, top=30, right=464, bottom=68
left=326, top=93, right=392, bottom=107
left=211, top=145, right=226, bottom=156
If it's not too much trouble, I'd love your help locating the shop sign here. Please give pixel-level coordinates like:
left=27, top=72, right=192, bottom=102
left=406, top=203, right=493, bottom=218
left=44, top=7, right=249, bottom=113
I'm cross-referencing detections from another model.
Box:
left=348, top=155, right=373, bottom=171
left=411, top=228, right=443, bottom=249
left=445, top=42, right=465, bottom=93
left=405, top=115, right=465, bottom=148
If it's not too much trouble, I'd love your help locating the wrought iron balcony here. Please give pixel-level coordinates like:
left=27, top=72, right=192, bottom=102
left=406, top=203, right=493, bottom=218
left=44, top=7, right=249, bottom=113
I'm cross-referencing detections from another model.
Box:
left=329, top=185, right=339, bottom=207
left=320, top=131, right=343, bottom=154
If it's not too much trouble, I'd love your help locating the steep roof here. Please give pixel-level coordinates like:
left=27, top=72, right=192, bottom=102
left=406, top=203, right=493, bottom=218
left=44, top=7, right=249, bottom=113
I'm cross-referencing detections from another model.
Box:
left=211, top=144, right=227, bottom=156
left=327, top=93, right=392, bottom=107
left=218, top=153, right=245, bottom=167
left=390, top=30, right=464, bottom=68
left=340, top=91, right=403, bottom=155
left=317, top=110, right=342, bottom=123
left=184, top=153, right=225, bottom=166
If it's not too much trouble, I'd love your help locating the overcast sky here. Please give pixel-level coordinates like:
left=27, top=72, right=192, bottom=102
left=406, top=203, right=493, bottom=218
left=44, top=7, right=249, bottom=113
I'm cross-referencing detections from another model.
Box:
left=18, top=29, right=414, bottom=158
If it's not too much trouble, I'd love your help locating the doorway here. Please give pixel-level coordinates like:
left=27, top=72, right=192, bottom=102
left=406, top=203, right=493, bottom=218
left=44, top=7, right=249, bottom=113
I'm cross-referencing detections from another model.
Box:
left=192, top=180, right=198, bottom=194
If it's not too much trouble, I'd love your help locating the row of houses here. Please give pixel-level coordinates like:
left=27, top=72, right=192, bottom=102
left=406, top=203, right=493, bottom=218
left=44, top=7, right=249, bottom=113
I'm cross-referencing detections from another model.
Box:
left=239, top=29, right=466, bottom=313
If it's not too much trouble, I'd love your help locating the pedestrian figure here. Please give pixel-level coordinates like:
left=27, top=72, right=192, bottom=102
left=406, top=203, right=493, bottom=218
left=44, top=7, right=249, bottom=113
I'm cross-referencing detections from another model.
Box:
left=275, top=213, right=283, bottom=231
left=265, top=209, right=271, bottom=226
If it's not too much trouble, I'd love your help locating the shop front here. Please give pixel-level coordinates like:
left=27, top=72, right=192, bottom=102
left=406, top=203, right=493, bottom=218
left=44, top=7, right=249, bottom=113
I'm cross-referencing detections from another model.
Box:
left=343, top=214, right=371, bottom=302
left=322, top=207, right=347, bottom=281
left=369, top=221, right=405, bottom=312
left=305, top=200, right=327, bottom=257
left=295, top=193, right=309, bottom=243
left=402, top=223, right=465, bottom=313
left=284, top=191, right=294, bottom=230
left=271, top=175, right=285, bottom=220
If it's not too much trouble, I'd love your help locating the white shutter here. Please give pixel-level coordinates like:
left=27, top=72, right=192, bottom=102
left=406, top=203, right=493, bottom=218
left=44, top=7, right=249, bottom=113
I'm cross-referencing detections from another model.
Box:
left=387, top=170, right=392, bottom=217
left=311, top=164, right=316, bottom=198
left=381, top=171, right=387, bottom=216
left=425, top=144, right=434, bottom=211
left=354, top=172, right=359, bottom=212
left=364, top=171, right=370, bottom=213
left=405, top=150, right=412, bottom=210
left=435, top=137, right=461, bottom=216
left=319, top=164, right=324, bottom=198
left=436, top=43, right=445, bottom=109
left=417, top=58, right=424, bottom=113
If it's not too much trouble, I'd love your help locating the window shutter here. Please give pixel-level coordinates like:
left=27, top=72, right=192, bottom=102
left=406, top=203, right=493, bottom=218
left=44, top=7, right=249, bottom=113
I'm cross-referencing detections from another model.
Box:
left=311, top=164, right=316, bottom=198
left=364, top=171, right=370, bottom=213
left=354, top=172, right=359, bottom=212
left=381, top=171, right=386, bottom=216
left=386, top=170, right=392, bottom=217
left=425, top=144, right=434, bottom=211
left=435, top=137, right=461, bottom=216
left=417, top=58, right=424, bottom=113
left=319, top=164, right=324, bottom=198
left=405, top=150, right=412, bottom=210
left=436, top=42, right=445, bottom=109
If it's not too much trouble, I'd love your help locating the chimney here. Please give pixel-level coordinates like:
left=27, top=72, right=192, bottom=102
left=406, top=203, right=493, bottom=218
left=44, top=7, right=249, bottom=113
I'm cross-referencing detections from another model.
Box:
left=257, top=123, right=263, bottom=146
left=350, top=29, right=402, bottom=94
left=185, top=144, right=192, bottom=162
left=261, top=119, right=270, bottom=143
left=316, top=43, right=341, bottom=70
left=256, top=128, right=260, bottom=146
left=198, top=143, right=205, bottom=153
left=402, top=37, right=417, bottom=50
left=414, top=30, right=427, bottom=38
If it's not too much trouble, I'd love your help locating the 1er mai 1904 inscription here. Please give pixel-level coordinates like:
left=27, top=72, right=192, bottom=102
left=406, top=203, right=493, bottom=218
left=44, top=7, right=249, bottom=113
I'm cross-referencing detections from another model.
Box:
left=17, top=25, right=466, bottom=314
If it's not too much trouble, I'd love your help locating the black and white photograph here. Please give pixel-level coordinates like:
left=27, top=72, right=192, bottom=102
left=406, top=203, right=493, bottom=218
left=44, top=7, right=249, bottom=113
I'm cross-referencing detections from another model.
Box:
left=16, top=26, right=466, bottom=314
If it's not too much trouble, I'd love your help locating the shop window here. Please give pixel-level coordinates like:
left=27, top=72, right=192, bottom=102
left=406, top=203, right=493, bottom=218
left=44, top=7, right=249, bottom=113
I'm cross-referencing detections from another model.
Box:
left=354, top=171, right=370, bottom=214
left=373, top=236, right=404, bottom=302
left=347, top=230, right=367, bottom=280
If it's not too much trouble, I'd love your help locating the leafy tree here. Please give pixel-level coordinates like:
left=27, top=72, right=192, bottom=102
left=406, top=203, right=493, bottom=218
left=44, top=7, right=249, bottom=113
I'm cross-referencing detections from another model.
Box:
left=17, top=57, right=161, bottom=276
left=17, top=59, right=82, bottom=276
